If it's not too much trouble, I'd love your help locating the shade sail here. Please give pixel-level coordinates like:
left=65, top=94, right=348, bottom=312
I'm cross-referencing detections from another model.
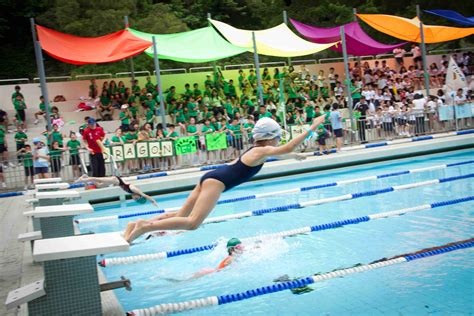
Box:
left=357, top=14, right=474, bottom=43
left=128, top=27, right=247, bottom=63
left=425, top=10, right=474, bottom=27
left=36, top=25, right=151, bottom=65
left=209, top=19, right=337, bottom=57
left=290, top=19, right=407, bottom=56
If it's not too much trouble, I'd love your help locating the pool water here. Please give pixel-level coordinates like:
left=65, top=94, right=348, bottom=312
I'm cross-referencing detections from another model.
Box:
left=78, top=149, right=474, bottom=315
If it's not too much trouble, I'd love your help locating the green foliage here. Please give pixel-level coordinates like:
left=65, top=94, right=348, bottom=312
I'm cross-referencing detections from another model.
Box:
left=0, top=0, right=471, bottom=79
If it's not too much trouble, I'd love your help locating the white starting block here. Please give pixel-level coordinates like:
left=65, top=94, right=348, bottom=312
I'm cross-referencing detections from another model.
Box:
left=35, top=183, right=70, bottom=191
left=25, top=203, right=93, bottom=218
left=33, top=178, right=62, bottom=185
left=33, top=232, right=129, bottom=262
left=35, top=190, right=80, bottom=208
left=6, top=233, right=129, bottom=314
left=25, top=203, right=93, bottom=239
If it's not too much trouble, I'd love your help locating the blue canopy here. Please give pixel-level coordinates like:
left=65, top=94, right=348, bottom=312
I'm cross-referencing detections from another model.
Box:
left=425, top=10, right=474, bottom=27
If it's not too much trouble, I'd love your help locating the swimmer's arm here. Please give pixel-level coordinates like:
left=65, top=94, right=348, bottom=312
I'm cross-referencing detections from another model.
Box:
left=278, top=153, right=306, bottom=161
left=129, top=185, right=159, bottom=207
left=255, top=116, right=326, bottom=157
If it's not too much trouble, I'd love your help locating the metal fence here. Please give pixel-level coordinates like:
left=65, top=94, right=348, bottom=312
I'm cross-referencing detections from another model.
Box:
left=0, top=108, right=472, bottom=191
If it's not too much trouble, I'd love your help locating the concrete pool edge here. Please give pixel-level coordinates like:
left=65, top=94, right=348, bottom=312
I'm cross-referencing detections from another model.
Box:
left=76, top=134, right=474, bottom=205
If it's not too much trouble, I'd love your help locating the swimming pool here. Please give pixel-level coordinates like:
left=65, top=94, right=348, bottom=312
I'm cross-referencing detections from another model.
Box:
left=78, top=148, right=474, bottom=315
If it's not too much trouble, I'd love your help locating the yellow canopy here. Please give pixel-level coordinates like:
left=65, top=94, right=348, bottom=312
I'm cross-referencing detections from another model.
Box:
left=209, top=19, right=337, bottom=57
left=357, top=14, right=474, bottom=43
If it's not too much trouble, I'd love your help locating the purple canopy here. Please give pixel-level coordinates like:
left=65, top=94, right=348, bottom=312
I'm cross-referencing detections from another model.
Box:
left=290, top=18, right=408, bottom=56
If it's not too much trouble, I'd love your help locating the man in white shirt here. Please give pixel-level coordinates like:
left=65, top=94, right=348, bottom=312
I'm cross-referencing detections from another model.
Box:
left=393, top=47, right=405, bottom=68
left=411, top=44, right=422, bottom=69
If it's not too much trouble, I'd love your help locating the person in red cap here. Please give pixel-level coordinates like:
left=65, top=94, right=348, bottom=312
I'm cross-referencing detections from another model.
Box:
left=82, top=118, right=106, bottom=177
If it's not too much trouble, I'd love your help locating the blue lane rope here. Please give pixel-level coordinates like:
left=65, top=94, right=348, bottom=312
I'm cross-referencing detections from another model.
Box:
left=100, top=195, right=474, bottom=266
left=76, top=164, right=474, bottom=224
left=128, top=238, right=474, bottom=315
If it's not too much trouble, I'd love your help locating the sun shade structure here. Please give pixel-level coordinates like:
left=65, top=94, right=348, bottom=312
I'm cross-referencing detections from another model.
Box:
left=209, top=19, right=337, bottom=57
left=424, top=10, right=474, bottom=27
left=356, top=14, right=474, bottom=43
left=128, top=27, right=247, bottom=63
left=36, top=25, right=152, bottom=65
left=290, top=19, right=407, bottom=56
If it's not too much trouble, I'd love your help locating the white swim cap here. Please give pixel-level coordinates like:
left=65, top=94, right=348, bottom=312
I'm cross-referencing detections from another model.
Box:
left=252, top=117, right=282, bottom=141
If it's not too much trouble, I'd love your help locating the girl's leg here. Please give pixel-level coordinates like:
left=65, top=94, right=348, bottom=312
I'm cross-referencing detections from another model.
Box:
left=125, top=180, right=224, bottom=242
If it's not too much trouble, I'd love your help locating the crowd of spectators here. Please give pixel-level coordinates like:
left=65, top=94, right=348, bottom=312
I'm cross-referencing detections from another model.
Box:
left=0, top=49, right=472, bottom=188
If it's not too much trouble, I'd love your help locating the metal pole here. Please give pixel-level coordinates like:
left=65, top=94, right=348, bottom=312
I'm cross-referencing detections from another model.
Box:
left=30, top=18, right=52, bottom=137
left=283, top=10, right=292, bottom=67
left=416, top=5, right=430, bottom=97
left=252, top=31, right=264, bottom=106
left=341, top=25, right=355, bottom=132
left=352, top=8, right=362, bottom=69
left=279, top=77, right=287, bottom=130
left=124, top=16, right=135, bottom=81
left=151, top=36, right=167, bottom=129
left=207, top=13, right=218, bottom=89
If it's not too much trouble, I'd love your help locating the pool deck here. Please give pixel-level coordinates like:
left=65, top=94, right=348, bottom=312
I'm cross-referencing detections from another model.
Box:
left=0, top=133, right=472, bottom=315
left=0, top=196, right=124, bottom=316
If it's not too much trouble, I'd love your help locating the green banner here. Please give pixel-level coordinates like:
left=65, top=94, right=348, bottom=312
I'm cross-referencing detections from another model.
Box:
left=174, top=136, right=197, bottom=155
left=205, top=132, right=228, bottom=151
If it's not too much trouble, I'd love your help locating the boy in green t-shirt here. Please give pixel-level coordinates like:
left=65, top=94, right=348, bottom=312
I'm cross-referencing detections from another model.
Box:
left=183, top=83, right=193, bottom=100
left=144, top=93, right=157, bottom=112
left=13, top=94, right=27, bottom=129
left=186, top=97, right=199, bottom=119
left=34, top=95, right=46, bottom=124
left=315, top=124, right=329, bottom=155
left=49, top=140, right=64, bottom=178
left=14, top=125, right=28, bottom=151
left=204, top=75, right=214, bottom=90
left=229, top=118, right=243, bottom=158
left=193, top=83, right=202, bottom=102
left=145, top=77, right=155, bottom=94
left=18, top=144, right=34, bottom=189
left=258, top=105, right=272, bottom=120
left=248, top=70, right=257, bottom=86
left=163, top=124, right=179, bottom=139
left=119, top=104, right=131, bottom=131
left=67, top=133, right=82, bottom=177
left=44, top=123, right=64, bottom=147
left=304, top=102, right=315, bottom=123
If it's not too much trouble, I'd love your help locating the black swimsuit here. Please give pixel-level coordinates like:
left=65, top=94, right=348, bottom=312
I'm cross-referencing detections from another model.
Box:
left=116, top=176, right=134, bottom=194
left=200, top=147, right=264, bottom=192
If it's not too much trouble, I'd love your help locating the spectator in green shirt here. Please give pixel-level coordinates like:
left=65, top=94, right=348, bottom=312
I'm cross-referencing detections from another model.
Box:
left=193, top=83, right=202, bottom=102
left=145, top=77, right=155, bottom=94
left=304, top=101, right=315, bottom=123
left=187, top=97, right=199, bottom=119
left=13, top=94, right=27, bottom=129
left=131, top=79, right=141, bottom=95
left=144, top=93, right=157, bottom=113
left=315, top=124, right=329, bottom=155
left=258, top=105, right=272, bottom=120
left=97, top=90, right=114, bottom=121
left=49, top=140, right=64, bottom=178
left=229, top=118, right=243, bottom=158
left=248, top=70, right=257, bottom=86
left=34, top=95, right=46, bottom=125
left=11, top=85, right=24, bottom=104
left=163, top=124, right=179, bottom=140
left=166, top=86, right=176, bottom=104
left=67, top=133, right=82, bottom=177
left=238, top=69, right=247, bottom=89
left=14, top=125, right=27, bottom=152
left=17, top=144, right=34, bottom=189
left=243, top=115, right=255, bottom=140
left=44, top=123, right=64, bottom=148
left=183, top=83, right=193, bottom=100
left=119, top=104, right=131, bottom=132
left=204, top=75, right=214, bottom=90
left=227, top=79, right=237, bottom=98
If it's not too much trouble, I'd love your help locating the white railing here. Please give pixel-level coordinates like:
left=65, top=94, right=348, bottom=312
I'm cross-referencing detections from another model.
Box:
left=260, top=61, right=287, bottom=67
left=33, top=76, right=72, bottom=82
left=153, top=68, right=187, bottom=75
left=75, top=73, right=113, bottom=80
left=224, top=63, right=254, bottom=70
left=0, top=78, right=30, bottom=84
left=189, top=66, right=214, bottom=73
left=116, top=71, right=151, bottom=77
left=291, top=59, right=317, bottom=65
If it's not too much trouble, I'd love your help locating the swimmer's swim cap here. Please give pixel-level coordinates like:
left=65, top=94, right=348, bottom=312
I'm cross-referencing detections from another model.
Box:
left=136, top=197, right=147, bottom=204
left=226, top=238, right=242, bottom=249
left=252, top=117, right=282, bottom=141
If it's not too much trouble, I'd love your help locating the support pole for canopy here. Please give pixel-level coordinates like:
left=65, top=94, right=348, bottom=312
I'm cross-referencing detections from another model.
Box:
left=352, top=8, right=362, bottom=67
left=416, top=5, right=430, bottom=97
left=207, top=13, right=219, bottom=89
left=340, top=25, right=355, bottom=133
left=283, top=11, right=292, bottom=67
left=30, top=18, right=52, bottom=138
left=124, top=16, right=136, bottom=82
left=151, top=36, right=167, bottom=129
left=252, top=31, right=264, bottom=106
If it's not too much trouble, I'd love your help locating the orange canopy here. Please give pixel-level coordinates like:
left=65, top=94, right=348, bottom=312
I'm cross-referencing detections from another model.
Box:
left=36, top=25, right=152, bottom=65
left=357, top=14, right=474, bottom=43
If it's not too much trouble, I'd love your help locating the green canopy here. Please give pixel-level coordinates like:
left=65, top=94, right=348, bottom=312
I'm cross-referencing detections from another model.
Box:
left=128, top=27, right=247, bottom=63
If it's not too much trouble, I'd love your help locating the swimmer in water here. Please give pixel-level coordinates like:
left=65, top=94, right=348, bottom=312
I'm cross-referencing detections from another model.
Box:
left=124, top=116, right=326, bottom=243
left=75, top=175, right=159, bottom=207
left=160, top=238, right=244, bottom=283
